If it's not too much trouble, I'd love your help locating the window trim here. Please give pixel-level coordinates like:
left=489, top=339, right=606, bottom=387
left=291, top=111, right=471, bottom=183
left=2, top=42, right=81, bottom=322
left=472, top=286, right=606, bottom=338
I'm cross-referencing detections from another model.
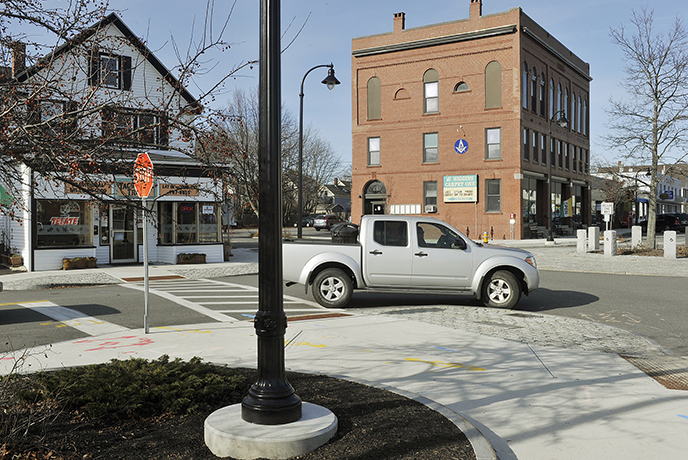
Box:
left=423, top=181, right=438, bottom=209
left=486, top=179, right=501, bottom=213
left=485, top=127, right=501, bottom=160
left=101, top=107, right=168, bottom=147
left=367, top=136, right=381, bottom=166
left=89, top=51, right=132, bottom=91
left=423, top=69, right=440, bottom=114
left=423, top=132, right=439, bottom=164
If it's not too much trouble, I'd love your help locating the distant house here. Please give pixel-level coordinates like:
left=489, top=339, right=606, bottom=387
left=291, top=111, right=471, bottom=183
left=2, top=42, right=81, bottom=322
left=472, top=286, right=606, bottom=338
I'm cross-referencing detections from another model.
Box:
left=594, top=162, right=688, bottom=227
left=0, top=13, right=224, bottom=271
left=316, top=178, right=351, bottom=218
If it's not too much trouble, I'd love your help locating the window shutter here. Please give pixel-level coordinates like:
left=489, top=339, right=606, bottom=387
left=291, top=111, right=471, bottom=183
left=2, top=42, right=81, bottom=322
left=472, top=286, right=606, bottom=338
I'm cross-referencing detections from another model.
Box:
left=88, top=48, right=99, bottom=87
left=65, top=101, right=78, bottom=134
left=121, top=56, right=132, bottom=90
left=159, top=114, right=169, bottom=147
left=101, top=107, right=114, bottom=138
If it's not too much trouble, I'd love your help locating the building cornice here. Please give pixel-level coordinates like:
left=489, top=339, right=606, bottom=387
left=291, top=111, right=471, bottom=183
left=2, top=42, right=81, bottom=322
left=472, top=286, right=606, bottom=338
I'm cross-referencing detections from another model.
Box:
left=353, top=24, right=518, bottom=58
left=522, top=27, right=592, bottom=82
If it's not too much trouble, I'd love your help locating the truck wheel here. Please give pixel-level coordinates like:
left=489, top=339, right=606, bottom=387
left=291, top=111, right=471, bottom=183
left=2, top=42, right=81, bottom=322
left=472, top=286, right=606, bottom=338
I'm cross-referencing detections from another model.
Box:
left=481, top=270, right=521, bottom=309
left=313, top=268, right=352, bottom=308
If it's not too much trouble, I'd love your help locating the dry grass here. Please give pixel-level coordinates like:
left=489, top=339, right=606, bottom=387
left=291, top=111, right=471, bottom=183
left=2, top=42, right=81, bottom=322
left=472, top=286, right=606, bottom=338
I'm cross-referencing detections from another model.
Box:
left=617, top=245, right=688, bottom=258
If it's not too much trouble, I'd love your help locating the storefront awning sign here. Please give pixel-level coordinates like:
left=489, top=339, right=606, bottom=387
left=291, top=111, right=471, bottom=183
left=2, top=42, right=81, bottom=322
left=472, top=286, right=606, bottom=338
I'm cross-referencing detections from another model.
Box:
left=134, top=153, right=154, bottom=198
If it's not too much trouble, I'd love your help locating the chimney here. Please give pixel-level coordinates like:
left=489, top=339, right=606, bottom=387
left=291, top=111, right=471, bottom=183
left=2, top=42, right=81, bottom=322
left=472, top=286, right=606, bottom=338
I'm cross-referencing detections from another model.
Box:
left=11, top=42, right=26, bottom=77
left=394, top=12, right=405, bottom=33
left=470, top=0, right=483, bottom=19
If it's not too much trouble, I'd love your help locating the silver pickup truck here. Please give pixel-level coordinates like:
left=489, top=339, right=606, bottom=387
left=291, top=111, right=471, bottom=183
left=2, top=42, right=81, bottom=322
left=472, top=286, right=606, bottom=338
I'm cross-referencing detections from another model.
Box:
left=283, top=215, right=539, bottom=309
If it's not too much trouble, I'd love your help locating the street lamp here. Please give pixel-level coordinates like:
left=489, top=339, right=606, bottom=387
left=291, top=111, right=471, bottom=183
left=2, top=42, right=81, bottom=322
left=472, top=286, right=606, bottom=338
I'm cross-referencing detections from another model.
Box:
left=298, top=64, right=340, bottom=238
left=547, top=110, right=569, bottom=242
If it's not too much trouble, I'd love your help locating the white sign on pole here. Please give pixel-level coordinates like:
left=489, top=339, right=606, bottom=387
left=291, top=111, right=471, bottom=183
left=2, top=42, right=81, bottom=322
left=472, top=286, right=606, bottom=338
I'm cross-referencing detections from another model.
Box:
left=601, top=202, right=614, bottom=216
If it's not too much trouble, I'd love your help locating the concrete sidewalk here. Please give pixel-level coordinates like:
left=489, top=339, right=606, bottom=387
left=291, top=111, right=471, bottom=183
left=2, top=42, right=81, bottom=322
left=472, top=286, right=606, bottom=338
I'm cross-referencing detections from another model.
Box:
left=3, top=314, right=688, bottom=459
left=2, top=240, right=688, bottom=459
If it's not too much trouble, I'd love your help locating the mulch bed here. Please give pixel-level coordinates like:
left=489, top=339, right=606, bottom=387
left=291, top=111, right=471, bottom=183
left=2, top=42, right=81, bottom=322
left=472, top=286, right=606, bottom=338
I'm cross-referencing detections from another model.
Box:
left=1, top=369, right=476, bottom=460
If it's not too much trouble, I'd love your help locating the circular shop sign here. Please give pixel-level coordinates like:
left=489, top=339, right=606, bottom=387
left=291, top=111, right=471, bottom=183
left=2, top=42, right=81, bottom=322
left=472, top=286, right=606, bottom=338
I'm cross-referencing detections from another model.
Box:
left=454, top=139, right=469, bottom=154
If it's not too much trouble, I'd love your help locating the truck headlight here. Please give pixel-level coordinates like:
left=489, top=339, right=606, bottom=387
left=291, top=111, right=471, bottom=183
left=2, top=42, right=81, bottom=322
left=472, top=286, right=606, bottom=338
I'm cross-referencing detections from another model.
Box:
left=525, top=255, right=537, bottom=268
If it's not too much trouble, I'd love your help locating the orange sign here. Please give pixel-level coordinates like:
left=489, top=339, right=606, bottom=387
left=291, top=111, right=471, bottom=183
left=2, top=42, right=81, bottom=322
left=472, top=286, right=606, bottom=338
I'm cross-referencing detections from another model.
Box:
left=134, top=153, right=154, bottom=198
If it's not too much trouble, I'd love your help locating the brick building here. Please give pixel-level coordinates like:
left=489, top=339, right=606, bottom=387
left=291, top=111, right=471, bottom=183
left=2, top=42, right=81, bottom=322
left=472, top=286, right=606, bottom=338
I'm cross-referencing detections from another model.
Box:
left=351, top=0, right=592, bottom=239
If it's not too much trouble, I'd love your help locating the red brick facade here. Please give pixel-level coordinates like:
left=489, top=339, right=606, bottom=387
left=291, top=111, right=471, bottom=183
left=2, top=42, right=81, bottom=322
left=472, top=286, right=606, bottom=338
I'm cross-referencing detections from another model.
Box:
left=351, top=0, right=591, bottom=239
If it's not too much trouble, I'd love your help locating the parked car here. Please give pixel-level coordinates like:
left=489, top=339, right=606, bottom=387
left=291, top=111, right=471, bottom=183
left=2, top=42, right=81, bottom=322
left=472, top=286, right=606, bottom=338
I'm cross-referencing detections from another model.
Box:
left=283, top=215, right=539, bottom=309
left=313, top=214, right=344, bottom=231
left=293, top=216, right=314, bottom=228
left=638, top=213, right=684, bottom=233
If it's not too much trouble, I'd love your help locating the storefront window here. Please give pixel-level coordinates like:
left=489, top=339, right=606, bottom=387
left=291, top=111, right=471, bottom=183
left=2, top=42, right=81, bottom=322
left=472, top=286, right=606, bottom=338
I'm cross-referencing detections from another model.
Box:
left=199, top=203, right=220, bottom=242
left=36, top=200, right=93, bottom=247
left=159, top=202, right=174, bottom=244
left=157, top=202, right=220, bottom=244
left=99, top=203, right=110, bottom=245
left=177, top=203, right=197, bottom=243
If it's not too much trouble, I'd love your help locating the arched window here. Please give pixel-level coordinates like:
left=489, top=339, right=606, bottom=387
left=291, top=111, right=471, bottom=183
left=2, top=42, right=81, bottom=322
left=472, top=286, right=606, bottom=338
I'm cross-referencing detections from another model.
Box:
left=549, top=79, right=554, bottom=118
left=454, top=81, right=470, bottom=92
left=394, top=87, right=409, bottom=100
left=367, top=77, right=381, bottom=120
left=485, top=61, right=502, bottom=109
left=539, top=73, right=546, bottom=116
left=582, top=98, right=588, bottom=135
left=531, top=67, right=537, bottom=112
left=564, top=88, right=569, bottom=120
left=577, top=96, right=582, bottom=133
left=522, top=63, right=529, bottom=109
left=557, top=83, right=562, bottom=115
left=571, top=91, right=577, bottom=132
left=423, top=69, right=439, bottom=113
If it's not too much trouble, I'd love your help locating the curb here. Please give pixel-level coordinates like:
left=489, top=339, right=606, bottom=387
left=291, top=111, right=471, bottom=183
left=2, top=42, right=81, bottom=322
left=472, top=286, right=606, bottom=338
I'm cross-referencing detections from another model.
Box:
left=327, top=374, right=497, bottom=460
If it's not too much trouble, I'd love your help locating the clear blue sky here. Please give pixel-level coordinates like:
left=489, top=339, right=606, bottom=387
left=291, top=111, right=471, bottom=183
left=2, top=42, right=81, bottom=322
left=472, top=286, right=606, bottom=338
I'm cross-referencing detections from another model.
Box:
left=40, top=1, right=688, bottom=170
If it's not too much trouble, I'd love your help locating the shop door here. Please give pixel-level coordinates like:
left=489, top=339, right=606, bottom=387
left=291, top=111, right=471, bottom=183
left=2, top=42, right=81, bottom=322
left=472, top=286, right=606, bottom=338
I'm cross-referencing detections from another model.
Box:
left=111, top=205, right=136, bottom=263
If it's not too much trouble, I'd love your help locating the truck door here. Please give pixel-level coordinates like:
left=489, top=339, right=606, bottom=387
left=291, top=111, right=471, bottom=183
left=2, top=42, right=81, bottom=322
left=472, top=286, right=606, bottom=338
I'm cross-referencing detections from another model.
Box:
left=364, top=220, right=412, bottom=286
left=411, top=221, right=473, bottom=288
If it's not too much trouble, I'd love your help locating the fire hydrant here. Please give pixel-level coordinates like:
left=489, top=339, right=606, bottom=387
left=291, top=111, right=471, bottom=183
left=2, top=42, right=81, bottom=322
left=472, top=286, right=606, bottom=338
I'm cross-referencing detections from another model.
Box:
left=482, top=231, right=489, bottom=244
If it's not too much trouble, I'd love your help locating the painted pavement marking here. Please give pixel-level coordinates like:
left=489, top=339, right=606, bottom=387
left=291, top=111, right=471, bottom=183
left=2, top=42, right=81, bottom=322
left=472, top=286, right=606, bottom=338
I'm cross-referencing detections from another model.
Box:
left=17, top=301, right=130, bottom=336
left=121, top=278, right=335, bottom=320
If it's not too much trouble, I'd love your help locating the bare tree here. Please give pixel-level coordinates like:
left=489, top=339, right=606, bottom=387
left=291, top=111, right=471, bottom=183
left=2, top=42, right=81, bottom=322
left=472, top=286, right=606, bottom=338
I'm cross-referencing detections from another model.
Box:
left=0, top=0, right=255, bottom=219
left=201, top=88, right=340, bottom=226
left=607, top=8, right=688, bottom=248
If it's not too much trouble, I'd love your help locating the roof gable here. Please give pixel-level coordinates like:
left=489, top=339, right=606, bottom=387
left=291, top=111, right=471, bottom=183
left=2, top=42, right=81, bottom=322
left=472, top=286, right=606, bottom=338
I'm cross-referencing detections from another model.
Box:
left=16, top=13, right=200, bottom=111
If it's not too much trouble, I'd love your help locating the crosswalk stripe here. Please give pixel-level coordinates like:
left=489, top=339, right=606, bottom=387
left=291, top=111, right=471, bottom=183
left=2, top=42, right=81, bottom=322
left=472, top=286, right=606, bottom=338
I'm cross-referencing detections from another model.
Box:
left=18, top=301, right=129, bottom=336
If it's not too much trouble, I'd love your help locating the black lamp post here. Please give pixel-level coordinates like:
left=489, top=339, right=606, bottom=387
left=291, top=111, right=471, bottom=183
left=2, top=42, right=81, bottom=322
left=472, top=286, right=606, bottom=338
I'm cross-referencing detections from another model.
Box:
left=547, top=110, right=569, bottom=242
left=297, top=64, right=340, bottom=239
left=241, top=0, right=302, bottom=425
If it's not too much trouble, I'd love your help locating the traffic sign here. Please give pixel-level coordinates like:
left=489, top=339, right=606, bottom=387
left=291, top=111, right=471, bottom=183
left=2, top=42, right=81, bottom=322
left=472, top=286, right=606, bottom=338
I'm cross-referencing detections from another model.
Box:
left=134, top=153, right=154, bottom=198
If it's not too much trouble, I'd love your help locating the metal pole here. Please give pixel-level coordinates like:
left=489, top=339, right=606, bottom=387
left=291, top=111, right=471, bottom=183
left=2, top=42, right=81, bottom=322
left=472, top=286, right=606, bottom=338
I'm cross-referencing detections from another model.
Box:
left=143, top=196, right=149, bottom=334
left=242, top=0, right=302, bottom=425
left=298, top=64, right=334, bottom=239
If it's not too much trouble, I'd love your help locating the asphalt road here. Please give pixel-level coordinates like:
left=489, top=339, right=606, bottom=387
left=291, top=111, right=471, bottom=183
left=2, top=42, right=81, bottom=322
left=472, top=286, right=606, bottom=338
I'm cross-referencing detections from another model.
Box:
left=1, top=270, right=686, bottom=358
left=222, top=271, right=688, bottom=357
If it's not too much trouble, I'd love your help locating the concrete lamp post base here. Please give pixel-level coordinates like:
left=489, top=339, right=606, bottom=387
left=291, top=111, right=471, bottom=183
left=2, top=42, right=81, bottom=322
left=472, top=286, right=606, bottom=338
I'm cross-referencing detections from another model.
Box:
left=204, top=403, right=337, bottom=459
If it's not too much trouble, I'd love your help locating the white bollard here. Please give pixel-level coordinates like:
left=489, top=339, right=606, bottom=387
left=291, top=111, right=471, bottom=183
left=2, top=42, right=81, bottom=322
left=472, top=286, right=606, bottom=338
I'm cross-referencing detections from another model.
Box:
left=631, top=226, right=642, bottom=248
left=577, top=229, right=587, bottom=253
left=588, top=226, right=600, bottom=252
left=604, top=230, right=617, bottom=257
left=664, top=231, right=677, bottom=259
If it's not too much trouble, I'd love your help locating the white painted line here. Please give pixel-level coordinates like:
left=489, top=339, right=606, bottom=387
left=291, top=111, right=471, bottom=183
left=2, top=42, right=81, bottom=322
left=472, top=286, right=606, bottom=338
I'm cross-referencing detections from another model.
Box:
left=18, top=301, right=129, bottom=336
left=120, top=284, right=236, bottom=322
